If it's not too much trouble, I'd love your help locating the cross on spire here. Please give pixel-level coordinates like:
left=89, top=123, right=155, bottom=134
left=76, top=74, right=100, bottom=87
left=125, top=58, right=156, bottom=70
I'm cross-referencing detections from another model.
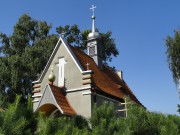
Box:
left=90, top=5, right=97, bottom=33
left=90, top=5, right=96, bottom=16
left=86, top=63, right=90, bottom=70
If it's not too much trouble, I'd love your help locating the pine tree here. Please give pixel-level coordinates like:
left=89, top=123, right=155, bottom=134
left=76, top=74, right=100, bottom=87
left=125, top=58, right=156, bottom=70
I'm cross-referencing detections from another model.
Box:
left=0, top=95, right=36, bottom=135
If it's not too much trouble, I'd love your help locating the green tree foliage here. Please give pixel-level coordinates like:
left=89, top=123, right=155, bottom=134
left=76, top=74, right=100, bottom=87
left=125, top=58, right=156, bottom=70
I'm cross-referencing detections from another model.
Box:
left=90, top=103, right=130, bottom=135
left=0, top=14, right=59, bottom=102
left=0, top=14, right=119, bottom=102
left=0, top=98, right=180, bottom=135
left=36, top=114, right=89, bottom=135
left=35, top=102, right=180, bottom=135
left=0, top=95, right=36, bottom=135
left=127, top=105, right=180, bottom=135
left=56, top=25, right=119, bottom=62
left=165, top=30, right=180, bottom=114
left=166, top=30, right=180, bottom=85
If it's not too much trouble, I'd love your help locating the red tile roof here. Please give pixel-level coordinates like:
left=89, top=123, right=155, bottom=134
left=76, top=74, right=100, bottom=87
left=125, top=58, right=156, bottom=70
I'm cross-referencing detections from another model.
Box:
left=49, top=84, right=76, bottom=116
left=104, top=66, right=143, bottom=106
left=70, top=46, right=143, bottom=107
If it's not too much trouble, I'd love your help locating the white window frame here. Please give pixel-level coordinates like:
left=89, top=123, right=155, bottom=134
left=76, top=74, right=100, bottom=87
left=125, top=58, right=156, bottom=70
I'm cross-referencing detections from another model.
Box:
left=58, top=58, right=66, bottom=87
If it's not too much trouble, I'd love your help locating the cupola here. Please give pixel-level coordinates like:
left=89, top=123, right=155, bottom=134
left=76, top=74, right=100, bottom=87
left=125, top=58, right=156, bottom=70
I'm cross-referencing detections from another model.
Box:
left=87, top=5, right=103, bottom=69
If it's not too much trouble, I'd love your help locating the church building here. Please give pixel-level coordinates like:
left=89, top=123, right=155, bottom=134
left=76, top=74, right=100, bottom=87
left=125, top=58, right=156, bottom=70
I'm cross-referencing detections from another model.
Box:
left=32, top=6, right=143, bottom=118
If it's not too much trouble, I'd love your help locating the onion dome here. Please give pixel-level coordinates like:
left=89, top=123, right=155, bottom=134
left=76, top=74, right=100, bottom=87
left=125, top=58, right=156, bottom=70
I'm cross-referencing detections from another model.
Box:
left=48, top=65, right=55, bottom=83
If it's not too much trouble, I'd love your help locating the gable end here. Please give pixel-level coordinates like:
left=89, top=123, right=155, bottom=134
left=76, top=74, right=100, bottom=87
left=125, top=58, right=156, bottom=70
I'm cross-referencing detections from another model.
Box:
left=32, top=37, right=84, bottom=84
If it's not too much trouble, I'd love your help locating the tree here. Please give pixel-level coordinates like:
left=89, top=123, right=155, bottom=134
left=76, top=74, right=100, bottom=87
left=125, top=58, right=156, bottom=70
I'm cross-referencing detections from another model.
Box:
left=165, top=30, right=180, bottom=114
left=36, top=114, right=89, bottom=135
left=0, top=96, right=36, bottom=135
left=56, top=25, right=119, bottom=62
left=0, top=14, right=119, bottom=102
left=166, top=30, right=180, bottom=85
left=1, top=98, right=180, bottom=134
left=0, top=14, right=58, bottom=102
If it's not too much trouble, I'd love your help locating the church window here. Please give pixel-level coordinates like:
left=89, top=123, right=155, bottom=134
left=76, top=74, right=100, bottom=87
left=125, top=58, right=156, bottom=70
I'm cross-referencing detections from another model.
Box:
left=89, top=46, right=95, bottom=55
left=58, top=58, right=66, bottom=87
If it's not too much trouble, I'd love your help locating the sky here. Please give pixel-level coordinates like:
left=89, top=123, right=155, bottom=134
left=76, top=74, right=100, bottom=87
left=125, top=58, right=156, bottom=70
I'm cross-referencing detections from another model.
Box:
left=0, top=0, right=180, bottom=115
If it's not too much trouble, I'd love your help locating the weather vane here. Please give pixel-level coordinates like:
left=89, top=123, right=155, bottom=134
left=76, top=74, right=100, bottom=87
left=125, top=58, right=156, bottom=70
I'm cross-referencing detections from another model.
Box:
left=90, top=5, right=96, bottom=16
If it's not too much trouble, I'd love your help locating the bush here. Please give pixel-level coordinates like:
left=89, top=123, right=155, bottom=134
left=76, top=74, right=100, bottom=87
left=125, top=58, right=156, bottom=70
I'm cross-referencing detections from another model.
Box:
left=0, top=95, right=36, bottom=135
left=0, top=97, right=180, bottom=135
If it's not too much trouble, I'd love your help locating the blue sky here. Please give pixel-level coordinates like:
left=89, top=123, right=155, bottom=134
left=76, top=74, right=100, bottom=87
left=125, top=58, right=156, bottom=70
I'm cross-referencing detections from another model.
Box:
left=0, top=0, right=180, bottom=115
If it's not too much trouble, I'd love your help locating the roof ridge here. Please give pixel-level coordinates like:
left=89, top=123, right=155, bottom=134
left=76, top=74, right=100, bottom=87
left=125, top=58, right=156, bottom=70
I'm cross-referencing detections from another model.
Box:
left=69, top=45, right=94, bottom=61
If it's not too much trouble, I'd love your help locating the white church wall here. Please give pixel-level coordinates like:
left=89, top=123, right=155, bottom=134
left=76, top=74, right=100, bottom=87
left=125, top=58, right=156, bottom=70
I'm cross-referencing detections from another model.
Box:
left=67, top=90, right=92, bottom=118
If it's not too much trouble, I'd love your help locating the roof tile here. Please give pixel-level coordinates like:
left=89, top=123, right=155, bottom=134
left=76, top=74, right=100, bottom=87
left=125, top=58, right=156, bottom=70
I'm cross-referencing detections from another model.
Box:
left=49, top=84, right=76, bottom=116
left=70, top=46, right=143, bottom=106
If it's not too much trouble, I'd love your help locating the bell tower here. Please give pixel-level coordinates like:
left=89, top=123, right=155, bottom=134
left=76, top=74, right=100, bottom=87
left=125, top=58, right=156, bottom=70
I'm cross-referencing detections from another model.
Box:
left=87, top=5, right=103, bottom=69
